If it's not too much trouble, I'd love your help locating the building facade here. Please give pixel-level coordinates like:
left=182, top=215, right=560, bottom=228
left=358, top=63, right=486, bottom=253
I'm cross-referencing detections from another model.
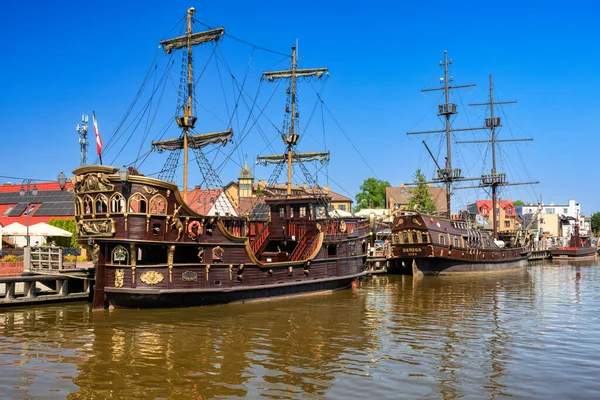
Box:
left=467, top=200, right=520, bottom=233
left=385, top=185, right=447, bottom=214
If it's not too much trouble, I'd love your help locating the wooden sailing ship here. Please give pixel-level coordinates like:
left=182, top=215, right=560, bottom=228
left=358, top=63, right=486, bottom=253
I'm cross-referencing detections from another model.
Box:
left=389, top=52, right=534, bottom=276
left=72, top=8, right=368, bottom=308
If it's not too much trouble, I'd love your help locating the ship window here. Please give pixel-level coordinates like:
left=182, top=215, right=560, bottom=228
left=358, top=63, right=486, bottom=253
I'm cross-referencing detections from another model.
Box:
left=128, top=193, right=147, bottom=214
left=289, top=207, right=294, bottom=218
left=328, top=245, right=337, bottom=256
left=112, top=245, right=129, bottom=265
left=110, top=193, right=125, bottom=213
left=152, top=223, right=161, bottom=235
left=300, top=206, right=306, bottom=217
left=149, top=195, right=167, bottom=215
left=402, top=232, right=408, bottom=243
left=412, top=232, right=418, bottom=244
left=214, top=280, right=222, bottom=286
left=422, top=233, right=429, bottom=243
left=95, top=194, right=108, bottom=213
left=454, top=238, right=459, bottom=248
left=439, top=235, right=445, bottom=245
left=83, top=195, right=93, bottom=214
left=279, top=207, right=285, bottom=218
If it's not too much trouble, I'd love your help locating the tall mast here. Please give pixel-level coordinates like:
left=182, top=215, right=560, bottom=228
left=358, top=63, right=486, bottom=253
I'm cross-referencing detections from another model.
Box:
left=287, top=45, right=298, bottom=197
left=159, top=7, right=224, bottom=203
left=258, top=45, right=329, bottom=197
left=183, top=8, right=193, bottom=204
left=408, top=51, right=477, bottom=218
left=461, top=74, right=538, bottom=239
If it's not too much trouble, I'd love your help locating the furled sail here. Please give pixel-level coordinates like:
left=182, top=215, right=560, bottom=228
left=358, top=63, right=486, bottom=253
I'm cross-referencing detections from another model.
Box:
left=152, top=130, right=232, bottom=153
left=257, top=151, right=330, bottom=165
left=262, top=67, right=328, bottom=82
left=160, top=28, right=224, bottom=54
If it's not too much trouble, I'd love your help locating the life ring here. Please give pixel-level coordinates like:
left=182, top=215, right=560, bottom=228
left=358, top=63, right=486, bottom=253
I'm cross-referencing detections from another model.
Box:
left=188, top=221, right=202, bottom=239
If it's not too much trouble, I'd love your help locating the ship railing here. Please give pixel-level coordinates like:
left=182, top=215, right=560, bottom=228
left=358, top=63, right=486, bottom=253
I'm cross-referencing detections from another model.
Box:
left=290, top=233, right=310, bottom=261
left=286, top=222, right=306, bottom=241
left=251, top=224, right=270, bottom=254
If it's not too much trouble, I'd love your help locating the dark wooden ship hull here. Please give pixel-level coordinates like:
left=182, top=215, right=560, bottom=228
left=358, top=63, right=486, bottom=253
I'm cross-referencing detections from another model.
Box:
left=104, top=273, right=362, bottom=308
left=389, top=212, right=529, bottom=276
left=73, top=166, right=368, bottom=309
left=550, top=247, right=597, bottom=260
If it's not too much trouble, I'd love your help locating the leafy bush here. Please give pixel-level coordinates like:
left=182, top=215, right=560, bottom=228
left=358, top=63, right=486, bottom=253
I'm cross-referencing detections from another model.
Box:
left=1, top=255, right=23, bottom=262
left=64, top=254, right=88, bottom=262
left=47, top=218, right=79, bottom=248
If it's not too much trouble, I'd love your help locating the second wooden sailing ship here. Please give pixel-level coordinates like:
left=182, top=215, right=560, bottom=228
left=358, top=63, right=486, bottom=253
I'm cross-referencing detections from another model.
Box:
left=390, top=52, right=535, bottom=276
left=73, top=8, right=368, bottom=308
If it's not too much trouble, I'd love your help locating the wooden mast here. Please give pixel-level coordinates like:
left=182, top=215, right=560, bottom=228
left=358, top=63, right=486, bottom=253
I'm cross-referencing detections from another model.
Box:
left=461, top=75, right=538, bottom=239
left=408, top=51, right=477, bottom=218
left=466, top=75, right=516, bottom=239
left=183, top=7, right=193, bottom=203
left=258, top=45, right=329, bottom=197
left=287, top=45, right=298, bottom=197
left=159, top=7, right=224, bottom=203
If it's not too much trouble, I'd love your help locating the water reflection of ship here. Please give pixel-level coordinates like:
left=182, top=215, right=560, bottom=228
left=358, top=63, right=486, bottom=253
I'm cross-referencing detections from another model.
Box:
left=366, top=272, right=532, bottom=397
left=69, top=294, right=370, bottom=398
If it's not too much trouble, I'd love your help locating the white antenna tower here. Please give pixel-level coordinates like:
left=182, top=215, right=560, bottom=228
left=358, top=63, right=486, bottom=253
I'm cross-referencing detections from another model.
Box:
left=77, top=114, right=89, bottom=166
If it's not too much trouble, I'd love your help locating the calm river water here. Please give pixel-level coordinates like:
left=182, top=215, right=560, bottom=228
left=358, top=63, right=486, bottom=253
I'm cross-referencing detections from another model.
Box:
left=1, top=259, right=599, bottom=399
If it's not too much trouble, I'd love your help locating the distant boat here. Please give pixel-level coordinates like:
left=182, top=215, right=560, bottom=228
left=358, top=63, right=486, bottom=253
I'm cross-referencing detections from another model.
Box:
left=72, top=8, right=368, bottom=308
left=551, top=214, right=596, bottom=260
left=389, top=52, right=536, bottom=276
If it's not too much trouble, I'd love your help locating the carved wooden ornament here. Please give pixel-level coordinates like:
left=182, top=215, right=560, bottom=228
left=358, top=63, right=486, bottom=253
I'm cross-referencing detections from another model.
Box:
left=140, top=270, right=164, bottom=285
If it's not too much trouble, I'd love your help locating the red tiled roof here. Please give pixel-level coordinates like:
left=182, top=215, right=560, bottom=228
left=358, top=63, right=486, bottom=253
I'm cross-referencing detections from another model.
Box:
left=475, top=200, right=515, bottom=210
left=185, top=188, right=224, bottom=215
left=0, top=182, right=74, bottom=227
left=0, top=182, right=73, bottom=193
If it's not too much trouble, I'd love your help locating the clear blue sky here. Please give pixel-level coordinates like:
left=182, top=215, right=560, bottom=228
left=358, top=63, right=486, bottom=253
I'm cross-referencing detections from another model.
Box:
left=1, top=1, right=598, bottom=214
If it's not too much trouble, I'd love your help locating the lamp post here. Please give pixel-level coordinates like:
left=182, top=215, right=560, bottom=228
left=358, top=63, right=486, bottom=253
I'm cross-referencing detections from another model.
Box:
left=57, top=171, right=67, bottom=190
left=20, top=179, right=38, bottom=247
left=119, top=165, right=130, bottom=201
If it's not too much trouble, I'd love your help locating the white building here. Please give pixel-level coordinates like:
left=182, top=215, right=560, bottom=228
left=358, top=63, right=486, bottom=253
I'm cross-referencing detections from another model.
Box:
left=516, top=200, right=582, bottom=240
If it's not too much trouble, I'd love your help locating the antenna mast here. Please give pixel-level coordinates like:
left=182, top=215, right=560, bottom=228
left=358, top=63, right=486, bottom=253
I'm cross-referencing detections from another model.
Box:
left=77, top=114, right=89, bottom=167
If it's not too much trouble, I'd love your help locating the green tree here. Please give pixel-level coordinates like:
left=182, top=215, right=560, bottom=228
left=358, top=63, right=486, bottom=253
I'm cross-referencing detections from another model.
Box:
left=591, top=212, right=600, bottom=235
left=354, top=178, right=390, bottom=212
left=47, top=218, right=79, bottom=248
left=513, top=200, right=524, bottom=206
left=407, top=169, right=436, bottom=214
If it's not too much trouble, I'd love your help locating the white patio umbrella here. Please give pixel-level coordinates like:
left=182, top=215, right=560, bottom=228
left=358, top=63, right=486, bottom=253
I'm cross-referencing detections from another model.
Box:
left=29, top=222, right=72, bottom=237
left=329, top=209, right=354, bottom=218
left=2, top=222, right=28, bottom=236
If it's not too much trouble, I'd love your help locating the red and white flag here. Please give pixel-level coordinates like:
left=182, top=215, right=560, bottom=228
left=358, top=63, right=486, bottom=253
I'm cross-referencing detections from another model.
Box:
left=92, top=111, right=103, bottom=156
